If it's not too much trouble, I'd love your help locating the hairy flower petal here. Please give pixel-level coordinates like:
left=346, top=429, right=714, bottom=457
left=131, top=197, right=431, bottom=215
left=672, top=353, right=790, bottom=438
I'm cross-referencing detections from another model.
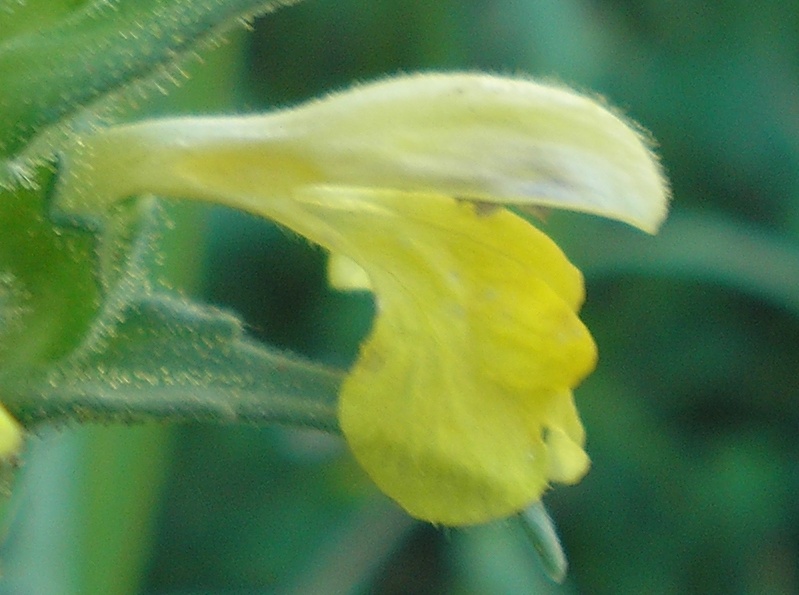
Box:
left=56, top=73, right=669, bottom=233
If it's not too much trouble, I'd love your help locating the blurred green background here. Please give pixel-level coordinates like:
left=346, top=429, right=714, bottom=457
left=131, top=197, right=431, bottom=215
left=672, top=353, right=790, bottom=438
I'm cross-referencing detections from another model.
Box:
left=4, top=0, right=799, bottom=593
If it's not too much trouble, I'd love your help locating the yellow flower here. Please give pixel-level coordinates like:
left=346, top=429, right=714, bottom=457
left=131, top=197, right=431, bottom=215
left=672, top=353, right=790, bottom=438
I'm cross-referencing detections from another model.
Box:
left=56, top=73, right=669, bottom=525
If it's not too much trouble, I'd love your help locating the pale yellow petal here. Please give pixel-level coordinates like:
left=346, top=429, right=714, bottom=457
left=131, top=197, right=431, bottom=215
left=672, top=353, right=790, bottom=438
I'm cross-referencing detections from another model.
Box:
left=55, top=73, right=668, bottom=233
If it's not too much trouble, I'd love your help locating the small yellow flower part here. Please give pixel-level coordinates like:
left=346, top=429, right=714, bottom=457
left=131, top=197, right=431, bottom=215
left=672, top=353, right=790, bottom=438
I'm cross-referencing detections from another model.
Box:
left=0, top=404, right=22, bottom=461
left=55, top=73, right=669, bottom=525
left=327, top=254, right=372, bottom=292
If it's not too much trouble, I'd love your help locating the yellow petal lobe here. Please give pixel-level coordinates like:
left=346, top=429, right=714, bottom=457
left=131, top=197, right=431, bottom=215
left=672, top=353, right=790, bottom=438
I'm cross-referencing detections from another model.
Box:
left=290, top=187, right=597, bottom=525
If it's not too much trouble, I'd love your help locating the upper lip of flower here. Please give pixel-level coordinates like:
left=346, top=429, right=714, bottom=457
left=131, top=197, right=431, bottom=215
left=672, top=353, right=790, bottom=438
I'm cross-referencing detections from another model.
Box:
left=56, top=72, right=669, bottom=235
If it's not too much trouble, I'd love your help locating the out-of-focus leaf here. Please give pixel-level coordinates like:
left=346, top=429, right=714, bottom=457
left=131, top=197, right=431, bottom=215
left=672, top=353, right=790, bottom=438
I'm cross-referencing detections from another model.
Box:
left=560, top=209, right=799, bottom=317
left=0, top=424, right=171, bottom=595
left=284, top=498, right=418, bottom=594
left=76, top=424, right=172, bottom=595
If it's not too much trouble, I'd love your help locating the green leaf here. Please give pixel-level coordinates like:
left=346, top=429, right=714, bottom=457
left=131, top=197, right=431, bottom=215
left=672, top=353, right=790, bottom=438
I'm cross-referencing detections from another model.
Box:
left=0, top=0, right=298, bottom=185
left=0, top=169, right=99, bottom=374
left=4, top=291, right=342, bottom=431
